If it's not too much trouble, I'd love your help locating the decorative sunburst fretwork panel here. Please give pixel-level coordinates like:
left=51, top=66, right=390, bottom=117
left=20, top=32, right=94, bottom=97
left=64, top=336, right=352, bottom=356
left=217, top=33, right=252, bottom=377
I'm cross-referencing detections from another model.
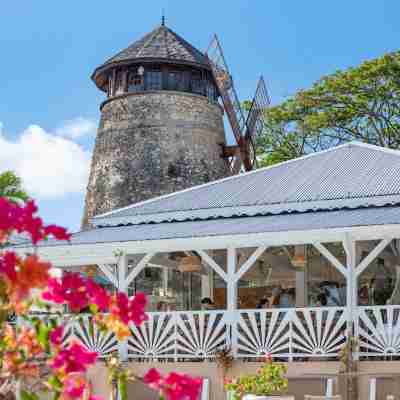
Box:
left=73, top=315, right=118, bottom=357
left=236, top=310, right=291, bottom=358
left=128, top=312, right=176, bottom=359
left=358, top=306, right=400, bottom=356
left=291, top=307, right=347, bottom=357
left=175, top=311, right=228, bottom=358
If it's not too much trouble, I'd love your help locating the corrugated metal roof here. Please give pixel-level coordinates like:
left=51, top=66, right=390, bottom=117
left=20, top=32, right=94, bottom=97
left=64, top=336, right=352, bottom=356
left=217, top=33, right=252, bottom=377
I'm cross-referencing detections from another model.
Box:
left=31, top=206, right=400, bottom=248
left=92, top=142, right=400, bottom=227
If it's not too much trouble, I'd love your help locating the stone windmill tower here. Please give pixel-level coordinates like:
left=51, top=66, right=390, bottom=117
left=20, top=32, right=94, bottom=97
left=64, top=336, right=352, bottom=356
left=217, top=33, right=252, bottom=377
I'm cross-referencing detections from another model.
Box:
left=83, top=20, right=269, bottom=226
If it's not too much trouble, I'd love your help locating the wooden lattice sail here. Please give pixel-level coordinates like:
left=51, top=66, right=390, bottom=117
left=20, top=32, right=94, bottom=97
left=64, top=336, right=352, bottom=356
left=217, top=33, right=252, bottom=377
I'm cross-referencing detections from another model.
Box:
left=206, top=36, right=270, bottom=172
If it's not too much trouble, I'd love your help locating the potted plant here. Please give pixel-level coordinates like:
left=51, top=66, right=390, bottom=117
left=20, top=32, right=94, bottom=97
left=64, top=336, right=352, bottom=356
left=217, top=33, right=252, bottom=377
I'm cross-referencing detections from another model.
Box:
left=224, top=357, right=293, bottom=400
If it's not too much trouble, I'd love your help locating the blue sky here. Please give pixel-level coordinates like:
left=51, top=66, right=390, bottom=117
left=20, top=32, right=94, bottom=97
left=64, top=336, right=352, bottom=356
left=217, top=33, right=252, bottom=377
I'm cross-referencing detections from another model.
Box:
left=1, top=1, right=399, bottom=232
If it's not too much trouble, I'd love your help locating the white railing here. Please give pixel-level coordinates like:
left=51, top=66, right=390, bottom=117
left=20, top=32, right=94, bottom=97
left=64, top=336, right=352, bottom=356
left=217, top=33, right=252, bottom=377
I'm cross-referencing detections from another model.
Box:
left=236, top=307, right=347, bottom=359
left=357, top=305, right=400, bottom=357
left=129, top=310, right=229, bottom=359
left=22, top=314, right=118, bottom=358
left=22, top=306, right=400, bottom=360
left=126, top=307, right=347, bottom=360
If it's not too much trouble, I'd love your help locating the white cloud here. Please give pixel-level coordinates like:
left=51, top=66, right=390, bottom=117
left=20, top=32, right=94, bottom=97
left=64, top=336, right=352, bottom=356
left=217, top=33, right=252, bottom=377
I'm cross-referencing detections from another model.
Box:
left=0, top=123, right=92, bottom=199
left=55, top=117, right=97, bottom=139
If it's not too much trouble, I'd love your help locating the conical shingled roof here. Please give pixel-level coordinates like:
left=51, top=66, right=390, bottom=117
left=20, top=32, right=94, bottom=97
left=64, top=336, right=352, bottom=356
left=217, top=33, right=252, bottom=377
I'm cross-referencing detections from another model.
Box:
left=99, top=24, right=209, bottom=70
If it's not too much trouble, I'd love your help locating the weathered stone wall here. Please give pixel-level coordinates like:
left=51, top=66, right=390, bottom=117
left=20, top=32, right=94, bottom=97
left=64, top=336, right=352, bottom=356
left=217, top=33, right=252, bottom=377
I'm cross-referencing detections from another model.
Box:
left=82, top=91, right=229, bottom=226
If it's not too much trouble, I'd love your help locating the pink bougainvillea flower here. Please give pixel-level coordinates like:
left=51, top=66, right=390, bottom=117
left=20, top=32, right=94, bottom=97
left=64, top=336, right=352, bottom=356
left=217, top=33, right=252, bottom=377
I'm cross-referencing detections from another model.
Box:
left=164, top=372, right=203, bottom=400
left=0, top=198, right=70, bottom=244
left=43, top=224, right=71, bottom=242
left=111, top=292, right=148, bottom=326
left=96, top=313, right=131, bottom=341
left=43, top=273, right=112, bottom=313
left=0, top=251, right=18, bottom=281
left=43, top=273, right=89, bottom=312
left=143, top=368, right=162, bottom=387
left=0, top=252, right=51, bottom=303
left=50, top=326, right=64, bottom=347
left=95, top=292, right=147, bottom=341
left=143, top=369, right=202, bottom=400
left=51, top=342, right=97, bottom=374
left=86, top=279, right=110, bottom=311
left=61, top=373, right=87, bottom=399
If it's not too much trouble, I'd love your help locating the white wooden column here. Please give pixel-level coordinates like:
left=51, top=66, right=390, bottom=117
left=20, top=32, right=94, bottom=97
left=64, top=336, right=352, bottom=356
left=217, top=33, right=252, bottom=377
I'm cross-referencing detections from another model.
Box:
left=344, top=234, right=357, bottom=336
left=201, top=270, right=213, bottom=299
left=227, top=247, right=237, bottom=311
left=295, top=245, right=308, bottom=307
left=117, top=254, right=129, bottom=361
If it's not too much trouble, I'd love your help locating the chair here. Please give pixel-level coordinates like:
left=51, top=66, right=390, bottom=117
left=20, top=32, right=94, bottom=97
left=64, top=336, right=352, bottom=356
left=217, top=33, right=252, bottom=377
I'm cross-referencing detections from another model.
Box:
left=304, top=396, right=342, bottom=400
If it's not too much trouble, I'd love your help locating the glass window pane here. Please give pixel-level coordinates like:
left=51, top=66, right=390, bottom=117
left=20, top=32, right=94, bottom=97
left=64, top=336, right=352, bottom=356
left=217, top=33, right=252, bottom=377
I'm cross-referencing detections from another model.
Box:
left=146, top=71, right=162, bottom=90
left=128, top=72, right=143, bottom=92
left=191, top=72, right=203, bottom=95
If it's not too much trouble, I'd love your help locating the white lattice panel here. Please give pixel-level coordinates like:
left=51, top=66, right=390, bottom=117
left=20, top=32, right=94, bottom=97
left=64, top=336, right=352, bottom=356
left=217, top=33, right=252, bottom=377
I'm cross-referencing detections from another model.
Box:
left=73, top=315, right=118, bottom=357
left=236, top=309, right=291, bottom=358
left=358, top=306, right=400, bottom=356
left=128, top=312, right=176, bottom=358
left=291, top=307, right=347, bottom=357
left=175, top=311, right=228, bottom=357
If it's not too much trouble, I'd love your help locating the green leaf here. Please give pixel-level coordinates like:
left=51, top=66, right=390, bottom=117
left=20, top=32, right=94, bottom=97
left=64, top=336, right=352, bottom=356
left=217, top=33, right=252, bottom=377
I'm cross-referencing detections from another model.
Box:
left=21, top=390, right=39, bottom=400
left=118, top=376, right=128, bottom=400
left=48, top=375, right=63, bottom=391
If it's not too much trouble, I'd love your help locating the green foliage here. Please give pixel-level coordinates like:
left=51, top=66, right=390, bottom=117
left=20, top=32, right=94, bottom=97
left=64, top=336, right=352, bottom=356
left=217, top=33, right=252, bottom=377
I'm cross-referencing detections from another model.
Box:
left=224, top=360, right=288, bottom=399
left=21, top=390, right=40, bottom=400
left=255, top=51, right=400, bottom=167
left=0, top=171, right=28, bottom=203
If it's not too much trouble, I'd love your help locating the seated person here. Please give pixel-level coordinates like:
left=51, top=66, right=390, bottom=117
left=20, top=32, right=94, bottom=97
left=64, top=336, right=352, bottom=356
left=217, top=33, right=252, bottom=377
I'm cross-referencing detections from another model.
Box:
left=256, top=298, right=269, bottom=309
left=201, top=297, right=215, bottom=310
left=316, top=292, right=328, bottom=307
left=280, top=288, right=295, bottom=308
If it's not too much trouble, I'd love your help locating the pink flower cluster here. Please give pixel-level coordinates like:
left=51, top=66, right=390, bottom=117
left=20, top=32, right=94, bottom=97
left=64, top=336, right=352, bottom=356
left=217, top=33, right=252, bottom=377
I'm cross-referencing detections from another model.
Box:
left=0, top=198, right=70, bottom=244
left=42, top=272, right=109, bottom=312
left=51, top=341, right=97, bottom=374
left=111, top=292, right=148, bottom=326
left=43, top=272, right=148, bottom=339
left=144, top=368, right=202, bottom=400
left=50, top=333, right=98, bottom=400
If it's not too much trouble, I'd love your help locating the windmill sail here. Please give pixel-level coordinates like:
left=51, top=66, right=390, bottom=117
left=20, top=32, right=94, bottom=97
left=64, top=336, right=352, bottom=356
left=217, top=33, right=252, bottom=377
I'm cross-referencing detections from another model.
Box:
left=206, top=35, right=247, bottom=173
left=244, top=76, right=271, bottom=169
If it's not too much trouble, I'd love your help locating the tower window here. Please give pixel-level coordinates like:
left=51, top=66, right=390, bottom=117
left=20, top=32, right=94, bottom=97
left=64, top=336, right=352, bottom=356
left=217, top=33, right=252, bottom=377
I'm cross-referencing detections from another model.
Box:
left=145, top=70, right=162, bottom=90
left=168, top=72, right=185, bottom=91
left=115, top=71, right=124, bottom=95
left=191, top=72, right=203, bottom=95
left=206, top=82, right=216, bottom=101
left=128, top=72, right=144, bottom=93
left=108, top=75, right=113, bottom=97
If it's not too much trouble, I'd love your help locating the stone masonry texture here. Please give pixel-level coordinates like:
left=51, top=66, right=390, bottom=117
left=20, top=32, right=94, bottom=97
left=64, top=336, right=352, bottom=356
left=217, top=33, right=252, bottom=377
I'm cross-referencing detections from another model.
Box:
left=82, top=91, right=229, bottom=226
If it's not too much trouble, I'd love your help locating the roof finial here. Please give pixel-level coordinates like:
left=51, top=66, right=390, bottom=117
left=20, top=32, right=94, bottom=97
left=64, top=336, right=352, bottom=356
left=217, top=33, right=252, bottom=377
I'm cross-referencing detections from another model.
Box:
left=161, top=9, right=165, bottom=26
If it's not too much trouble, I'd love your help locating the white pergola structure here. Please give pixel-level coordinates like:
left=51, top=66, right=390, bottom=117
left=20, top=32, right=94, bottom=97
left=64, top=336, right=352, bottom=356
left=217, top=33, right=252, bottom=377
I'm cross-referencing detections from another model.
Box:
left=14, top=142, right=400, bottom=361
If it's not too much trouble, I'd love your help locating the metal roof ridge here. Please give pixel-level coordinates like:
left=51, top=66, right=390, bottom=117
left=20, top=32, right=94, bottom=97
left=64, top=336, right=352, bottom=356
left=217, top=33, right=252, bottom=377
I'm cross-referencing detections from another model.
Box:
left=92, top=194, right=400, bottom=227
